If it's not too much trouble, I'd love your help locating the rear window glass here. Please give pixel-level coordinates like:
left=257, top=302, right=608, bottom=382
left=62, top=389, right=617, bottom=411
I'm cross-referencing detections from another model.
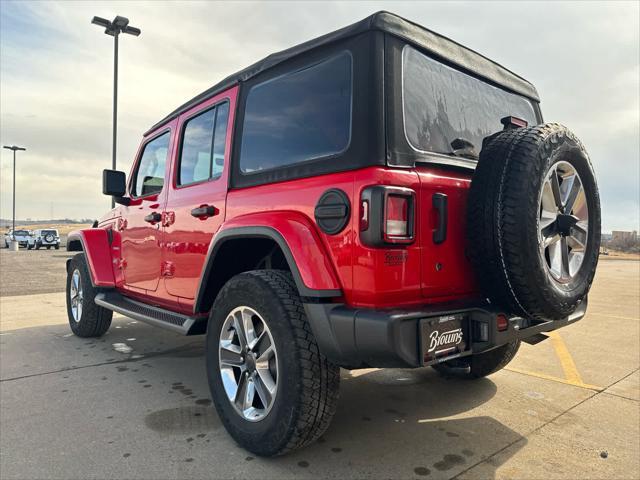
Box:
left=239, top=51, right=352, bottom=173
left=402, top=45, right=537, bottom=156
left=41, top=230, right=56, bottom=235
left=178, top=101, right=229, bottom=186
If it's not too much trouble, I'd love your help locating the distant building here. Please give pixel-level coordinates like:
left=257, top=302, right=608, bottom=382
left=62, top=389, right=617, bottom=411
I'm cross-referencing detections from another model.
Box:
left=611, top=230, right=638, bottom=242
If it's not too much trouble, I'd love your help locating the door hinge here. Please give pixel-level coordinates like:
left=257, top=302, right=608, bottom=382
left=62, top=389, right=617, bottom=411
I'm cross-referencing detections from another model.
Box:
left=161, top=261, right=175, bottom=277
left=162, top=211, right=175, bottom=227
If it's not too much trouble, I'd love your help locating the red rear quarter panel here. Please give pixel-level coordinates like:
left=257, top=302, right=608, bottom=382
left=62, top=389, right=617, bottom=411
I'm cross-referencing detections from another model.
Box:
left=218, top=211, right=342, bottom=292
left=226, top=171, right=355, bottom=300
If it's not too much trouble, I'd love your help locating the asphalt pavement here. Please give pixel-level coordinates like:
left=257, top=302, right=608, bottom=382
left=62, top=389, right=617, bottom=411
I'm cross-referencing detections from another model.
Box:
left=0, top=250, right=638, bottom=479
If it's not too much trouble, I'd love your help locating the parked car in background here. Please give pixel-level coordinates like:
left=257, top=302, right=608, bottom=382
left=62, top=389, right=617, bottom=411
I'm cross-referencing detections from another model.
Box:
left=4, top=229, right=32, bottom=248
left=29, top=229, right=61, bottom=250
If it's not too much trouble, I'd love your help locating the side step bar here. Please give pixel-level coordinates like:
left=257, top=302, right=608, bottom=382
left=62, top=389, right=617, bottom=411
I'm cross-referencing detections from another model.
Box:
left=94, top=292, right=207, bottom=335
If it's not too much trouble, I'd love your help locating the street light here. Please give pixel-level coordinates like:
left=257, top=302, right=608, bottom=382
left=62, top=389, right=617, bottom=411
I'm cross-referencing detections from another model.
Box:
left=3, top=145, right=26, bottom=251
left=91, top=15, right=141, bottom=208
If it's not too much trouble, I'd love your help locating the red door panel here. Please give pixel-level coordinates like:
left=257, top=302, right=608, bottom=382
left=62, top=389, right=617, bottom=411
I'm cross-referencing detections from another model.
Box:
left=119, top=126, right=175, bottom=293
left=120, top=197, right=164, bottom=291
left=162, top=87, right=237, bottom=301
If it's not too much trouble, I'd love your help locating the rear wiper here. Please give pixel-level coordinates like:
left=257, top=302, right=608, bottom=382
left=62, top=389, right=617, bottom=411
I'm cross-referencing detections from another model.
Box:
left=449, top=138, right=479, bottom=160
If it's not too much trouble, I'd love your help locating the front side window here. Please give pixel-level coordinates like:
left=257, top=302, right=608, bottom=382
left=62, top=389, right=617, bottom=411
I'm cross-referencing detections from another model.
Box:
left=239, top=51, right=352, bottom=173
left=178, top=101, right=229, bottom=186
left=132, top=132, right=170, bottom=197
left=402, top=45, right=537, bottom=157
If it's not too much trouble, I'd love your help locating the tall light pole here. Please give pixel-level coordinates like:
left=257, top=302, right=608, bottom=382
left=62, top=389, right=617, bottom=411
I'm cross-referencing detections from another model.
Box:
left=3, top=145, right=26, bottom=250
left=91, top=15, right=141, bottom=208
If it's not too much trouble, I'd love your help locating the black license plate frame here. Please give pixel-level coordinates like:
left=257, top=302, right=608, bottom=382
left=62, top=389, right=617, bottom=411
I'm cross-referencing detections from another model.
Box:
left=420, top=313, right=471, bottom=366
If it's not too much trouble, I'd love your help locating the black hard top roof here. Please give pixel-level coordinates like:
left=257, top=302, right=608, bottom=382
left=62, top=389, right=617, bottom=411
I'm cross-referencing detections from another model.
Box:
left=146, top=11, right=539, bottom=135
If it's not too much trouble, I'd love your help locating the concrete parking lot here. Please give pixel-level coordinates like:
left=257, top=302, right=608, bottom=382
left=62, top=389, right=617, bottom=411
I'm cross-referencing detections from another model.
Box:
left=0, top=249, right=638, bottom=480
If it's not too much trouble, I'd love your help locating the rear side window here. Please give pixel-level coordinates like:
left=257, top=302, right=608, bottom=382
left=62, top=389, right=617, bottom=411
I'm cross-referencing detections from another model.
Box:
left=239, top=52, right=352, bottom=173
left=132, top=132, right=170, bottom=197
left=178, top=101, right=229, bottom=186
left=402, top=45, right=537, bottom=156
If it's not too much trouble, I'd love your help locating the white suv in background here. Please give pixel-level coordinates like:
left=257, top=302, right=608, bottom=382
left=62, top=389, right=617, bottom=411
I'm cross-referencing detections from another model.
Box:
left=4, top=229, right=32, bottom=248
left=29, top=229, right=60, bottom=250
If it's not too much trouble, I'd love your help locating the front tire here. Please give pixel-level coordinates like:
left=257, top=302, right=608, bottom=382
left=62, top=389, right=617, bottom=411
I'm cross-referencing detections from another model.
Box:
left=66, top=253, right=112, bottom=337
left=432, top=341, right=521, bottom=379
left=206, top=270, right=340, bottom=456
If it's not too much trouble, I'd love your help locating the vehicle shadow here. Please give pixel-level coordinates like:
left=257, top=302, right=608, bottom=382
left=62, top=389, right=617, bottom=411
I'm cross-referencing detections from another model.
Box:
left=257, top=368, right=525, bottom=479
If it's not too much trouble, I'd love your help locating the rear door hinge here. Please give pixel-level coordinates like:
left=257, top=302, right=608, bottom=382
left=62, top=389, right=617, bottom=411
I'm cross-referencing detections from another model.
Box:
left=117, top=218, right=128, bottom=230
left=161, top=261, right=175, bottom=277
left=162, top=211, right=175, bottom=227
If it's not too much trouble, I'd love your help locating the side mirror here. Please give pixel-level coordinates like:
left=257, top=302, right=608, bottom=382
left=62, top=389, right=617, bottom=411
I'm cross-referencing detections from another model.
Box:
left=103, top=169, right=126, bottom=196
left=102, top=169, right=130, bottom=206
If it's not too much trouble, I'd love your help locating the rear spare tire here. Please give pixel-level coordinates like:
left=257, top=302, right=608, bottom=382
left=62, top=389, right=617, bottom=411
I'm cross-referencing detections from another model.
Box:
left=467, top=123, right=600, bottom=320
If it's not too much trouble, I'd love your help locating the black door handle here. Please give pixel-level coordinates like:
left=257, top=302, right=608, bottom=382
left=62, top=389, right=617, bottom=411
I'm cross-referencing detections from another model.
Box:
left=191, top=205, right=217, bottom=218
left=144, top=212, right=162, bottom=224
left=432, top=193, right=448, bottom=244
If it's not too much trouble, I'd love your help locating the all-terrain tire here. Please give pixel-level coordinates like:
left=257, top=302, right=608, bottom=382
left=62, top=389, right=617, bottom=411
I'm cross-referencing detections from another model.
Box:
left=206, top=270, right=340, bottom=456
left=432, top=341, right=521, bottom=379
left=467, top=123, right=601, bottom=320
left=66, top=253, right=112, bottom=337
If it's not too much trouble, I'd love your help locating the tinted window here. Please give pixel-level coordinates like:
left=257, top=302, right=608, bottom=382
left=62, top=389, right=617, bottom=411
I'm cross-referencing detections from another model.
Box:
left=178, top=102, right=229, bottom=185
left=239, top=52, right=352, bottom=173
left=180, top=109, right=214, bottom=185
left=133, top=132, right=170, bottom=197
left=402, top=45, right=537, bottom=156
left=212, top=103, right=229, bottom=179
left=14, top=230, right=29, bottom=236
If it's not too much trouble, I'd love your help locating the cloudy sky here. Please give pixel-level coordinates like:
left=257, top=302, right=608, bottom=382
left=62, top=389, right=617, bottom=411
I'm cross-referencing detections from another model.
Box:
left=1, top=1, right=638, bottom=231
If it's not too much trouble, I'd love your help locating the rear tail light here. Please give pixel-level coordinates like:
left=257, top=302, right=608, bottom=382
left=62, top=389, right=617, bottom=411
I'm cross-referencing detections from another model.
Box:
left=497, top=313, right=509, bottom=331
left=384, top=195, right=410, bottom=241
left=360, top=186, right=415, bottom=246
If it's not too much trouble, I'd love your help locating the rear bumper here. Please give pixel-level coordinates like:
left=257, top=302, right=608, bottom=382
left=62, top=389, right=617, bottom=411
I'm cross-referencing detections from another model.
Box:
left=304, top=300, right=587, bottom=369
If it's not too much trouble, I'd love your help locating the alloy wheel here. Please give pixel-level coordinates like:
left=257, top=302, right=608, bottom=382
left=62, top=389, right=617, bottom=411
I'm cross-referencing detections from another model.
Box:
left=69, top=269, right=83, bottom=322
left=218, top=306, right=278, bottom=422
left=538, top=161, right=589, bottom=283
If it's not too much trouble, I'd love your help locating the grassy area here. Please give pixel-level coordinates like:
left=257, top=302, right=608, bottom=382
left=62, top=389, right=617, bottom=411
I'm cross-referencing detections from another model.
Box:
left=601, top=249, right=640, bottom=260
left=3, top=223, right=93, bottom=236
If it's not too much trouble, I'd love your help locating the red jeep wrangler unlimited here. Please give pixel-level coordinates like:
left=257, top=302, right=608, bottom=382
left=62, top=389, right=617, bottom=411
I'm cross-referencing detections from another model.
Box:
left=66, top=12, right=600, bottom=456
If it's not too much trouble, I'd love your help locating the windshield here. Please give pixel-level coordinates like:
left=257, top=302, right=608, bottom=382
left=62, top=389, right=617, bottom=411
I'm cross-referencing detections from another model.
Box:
left=402, top=45, right=537, bottom=158
left=14, top=230, right=29, bottom=236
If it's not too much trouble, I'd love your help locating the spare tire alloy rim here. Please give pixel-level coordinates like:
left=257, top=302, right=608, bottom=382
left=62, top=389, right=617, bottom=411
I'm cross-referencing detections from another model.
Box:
left=538, top=161, right=589, bottom=283
left=219, top=306, right=278, bottom=422
left=45, top=234, right=54, bottom=242
left=69, top=269, right=83, bottom=322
